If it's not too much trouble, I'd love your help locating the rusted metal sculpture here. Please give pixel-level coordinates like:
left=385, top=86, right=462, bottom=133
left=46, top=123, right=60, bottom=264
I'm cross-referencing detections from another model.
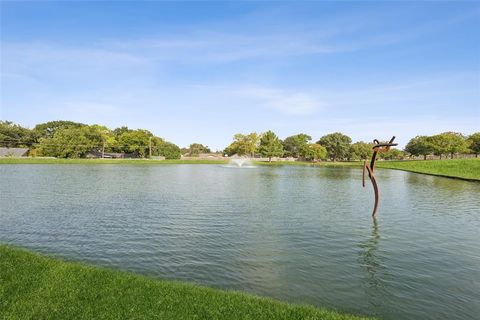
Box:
left=362, top=136, right=398, bottom=216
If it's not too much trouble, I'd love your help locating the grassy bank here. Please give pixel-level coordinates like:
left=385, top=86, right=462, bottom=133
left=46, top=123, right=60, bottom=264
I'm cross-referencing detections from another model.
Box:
left=0, top=245, right=371, bottom=320
left=374, top=158, right=480, bottom=181
left=255, top=159, right=480, bottom=181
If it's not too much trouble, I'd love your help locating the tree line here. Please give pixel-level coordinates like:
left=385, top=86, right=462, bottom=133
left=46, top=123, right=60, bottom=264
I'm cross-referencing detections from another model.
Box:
left=1, top=120, right=479, bottom=161
left=224, top=131, right=480, bottom=161
left=0, top=120, right=182, bottom=159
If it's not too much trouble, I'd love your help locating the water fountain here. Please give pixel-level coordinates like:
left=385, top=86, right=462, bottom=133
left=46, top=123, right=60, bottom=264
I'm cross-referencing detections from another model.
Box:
left=225, top=157, right=256, bottom=168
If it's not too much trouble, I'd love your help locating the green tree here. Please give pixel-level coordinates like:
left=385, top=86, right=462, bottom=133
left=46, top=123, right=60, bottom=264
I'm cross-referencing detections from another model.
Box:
left=117, top=129, right=153, bottom=157
left=317, top=132, right=352, bottom=161
left=38, top=126, right=103, bottom=158
left=404, top=136, right=434, bottom=160
left=187, top=143, right=211, bottom=156
left=258, top=130, right=284, bottom=162
left=113, top=126, right=132, bottom=138
left=430, top=132, right=468, bottom=159
left=467, top=132, right=480, bottom=157
left=224, top=132, right=260, bottom=157
left=349, top=141, right=374, bottom=160
left=33, top=121, right=85, bottom=140
left=0, top=121, right=33, bottom=147
left=300, top=143, right=327, bottom=161
left=378, top=148, right=405, bottom=160
left=156, top=140, right=181, bottom=159
left=282, top=133, right=311, bottom=158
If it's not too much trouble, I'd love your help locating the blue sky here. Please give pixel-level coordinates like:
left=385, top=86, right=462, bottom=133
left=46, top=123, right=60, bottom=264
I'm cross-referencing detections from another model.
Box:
left=1, top=1, right=479, bottom=149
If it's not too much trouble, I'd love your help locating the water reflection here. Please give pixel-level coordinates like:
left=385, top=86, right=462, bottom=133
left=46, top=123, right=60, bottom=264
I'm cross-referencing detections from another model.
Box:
left=1, top=165, right=479, bottom=320
left=359, top=218, right=390, bottom=313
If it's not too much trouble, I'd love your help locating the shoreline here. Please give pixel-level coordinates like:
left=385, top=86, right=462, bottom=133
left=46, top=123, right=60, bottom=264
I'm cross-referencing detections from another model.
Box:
left=1, top=157, right=478, bottom=181
left=0, top=244, right=372, bottom=320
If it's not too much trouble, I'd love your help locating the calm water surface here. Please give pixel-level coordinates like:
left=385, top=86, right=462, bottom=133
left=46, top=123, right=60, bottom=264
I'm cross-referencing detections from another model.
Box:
left=1, top=164, right=479, bottom=319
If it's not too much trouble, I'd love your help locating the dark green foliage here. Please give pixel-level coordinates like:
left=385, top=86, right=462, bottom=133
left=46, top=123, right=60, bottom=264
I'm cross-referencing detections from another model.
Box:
left=404, top=136, right=434, bottom=160
left=113, top=126, right=132, bottom=138
left=258, top=130, right=284, bottom=161
left=37, top=126, right=103, bottom=158
left=282, top=133, right=312, bottom=158
left=349, top=142, right=374, bottom=160
left=467, top=132, right=480, bottom=157
left=0, top=121, right=33, bottom=147
left=187, top=143, right=211, bottom=156
left=33, top=120, right=85, bottom=140
left=317, top=133, right=352, bottom=161
left=300, top=143, right=327, bottom=161
left=378, top=148, right=405, bottom=160
left=429, top=132, right=468, bottom=159
left=0, top=245, right=371, bottom=320
left=156, top=141, right=182, bottom=159
left=224, top=133, right=260, bottom=156
left=117, top=129, right=153, bottom=157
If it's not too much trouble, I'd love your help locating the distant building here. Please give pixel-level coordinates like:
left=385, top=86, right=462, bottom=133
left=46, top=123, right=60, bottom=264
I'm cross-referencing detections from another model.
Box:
left=0, top=147, right=29, bottom=157
left=86, top=150, right=139, bottom=159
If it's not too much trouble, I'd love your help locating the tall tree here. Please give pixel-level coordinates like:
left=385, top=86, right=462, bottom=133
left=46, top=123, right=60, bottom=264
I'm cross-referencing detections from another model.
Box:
left=378, top=148, right=405, bottom=160
left=0, top=121, right=33, bottom=147
left=300, top=143, right=327, bottom=161
left=37, top=126, right=103, bottom=158
left=404, top=136, right=433, bottom=160
left=282, top=133, right=312, bottom=158
left=224, top=132, right=260, bottom=157
left=33, top=120, right=85, bottom=140
left=187, top=143, right=211, bottom=156
left=117, top=129, right=153, bottom=157
left=430, top=132, right=468, bottom=159
left=258, top=131, right=284, bottom=162
left=156, top=140, right=181, bottom=159
left=467, top=132, right=480, bottom=157
left=317, top=132, right=352, bottom=161
left=113, top=126, right=132, bottom=138
left=349, top=141, right=374, bottom=160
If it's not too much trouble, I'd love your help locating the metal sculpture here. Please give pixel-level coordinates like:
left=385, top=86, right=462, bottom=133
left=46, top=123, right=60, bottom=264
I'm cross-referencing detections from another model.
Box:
left=362, top=136, right=398, bottom=216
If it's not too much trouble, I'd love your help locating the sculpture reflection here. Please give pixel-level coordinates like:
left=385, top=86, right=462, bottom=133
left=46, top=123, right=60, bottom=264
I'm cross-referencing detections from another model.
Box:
left=358, top=218, right=389, bottom=312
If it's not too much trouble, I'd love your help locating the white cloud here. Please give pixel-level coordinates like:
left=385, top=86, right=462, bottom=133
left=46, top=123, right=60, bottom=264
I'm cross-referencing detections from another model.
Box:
left=236, top=87, right=323, bottom=115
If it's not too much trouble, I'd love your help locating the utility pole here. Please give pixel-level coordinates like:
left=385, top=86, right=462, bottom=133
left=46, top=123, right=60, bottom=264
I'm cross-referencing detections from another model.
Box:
left=102, top=140, right=105, bottom=159
left=149, top=137, right=152, bottom=158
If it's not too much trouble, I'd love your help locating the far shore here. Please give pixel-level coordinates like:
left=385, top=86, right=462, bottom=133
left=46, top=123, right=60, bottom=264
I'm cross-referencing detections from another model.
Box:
left=1, top=157, right=479, bottom=181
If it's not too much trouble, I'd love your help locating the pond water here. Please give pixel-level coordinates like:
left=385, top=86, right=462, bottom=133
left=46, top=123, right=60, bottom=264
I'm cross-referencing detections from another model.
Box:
left=1, top=164, right=479, bottom=319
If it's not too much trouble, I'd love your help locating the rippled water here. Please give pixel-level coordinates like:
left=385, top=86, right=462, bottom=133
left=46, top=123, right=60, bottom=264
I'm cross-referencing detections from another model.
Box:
left=1, top=164, right=479, bottom=319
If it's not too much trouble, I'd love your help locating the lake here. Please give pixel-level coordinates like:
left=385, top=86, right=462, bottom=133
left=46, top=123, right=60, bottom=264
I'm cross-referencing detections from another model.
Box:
left=1, top=164, right=479, bottom=319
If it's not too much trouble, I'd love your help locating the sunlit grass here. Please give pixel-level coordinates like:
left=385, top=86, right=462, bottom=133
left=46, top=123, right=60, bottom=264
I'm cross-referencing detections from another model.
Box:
left=374, top=158, right=480, bottom=181
left=0, top=245, right=372, bottom=320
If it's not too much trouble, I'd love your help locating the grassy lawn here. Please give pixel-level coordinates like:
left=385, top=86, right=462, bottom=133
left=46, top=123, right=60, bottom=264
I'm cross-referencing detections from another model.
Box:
left=253, top=160, right=361, bottom=168
left=0, top=245, right=371, bottom=320
left=374, top=158, right=480, bottom=181
left=255, top=159, right=480, bottom=181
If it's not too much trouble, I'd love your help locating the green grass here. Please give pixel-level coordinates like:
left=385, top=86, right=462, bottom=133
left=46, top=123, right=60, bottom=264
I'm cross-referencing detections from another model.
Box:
left=253, top=161, right=362, bottom=168
left=255, top=159, right=480, bottom=181
left=0, top=245, right=371, bottom=320
left=374, top=158, right=480, bottom=181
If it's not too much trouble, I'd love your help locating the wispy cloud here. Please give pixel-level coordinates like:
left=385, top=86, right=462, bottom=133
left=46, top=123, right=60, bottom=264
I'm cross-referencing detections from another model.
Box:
left=234, top=86, right=323, bottom=115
